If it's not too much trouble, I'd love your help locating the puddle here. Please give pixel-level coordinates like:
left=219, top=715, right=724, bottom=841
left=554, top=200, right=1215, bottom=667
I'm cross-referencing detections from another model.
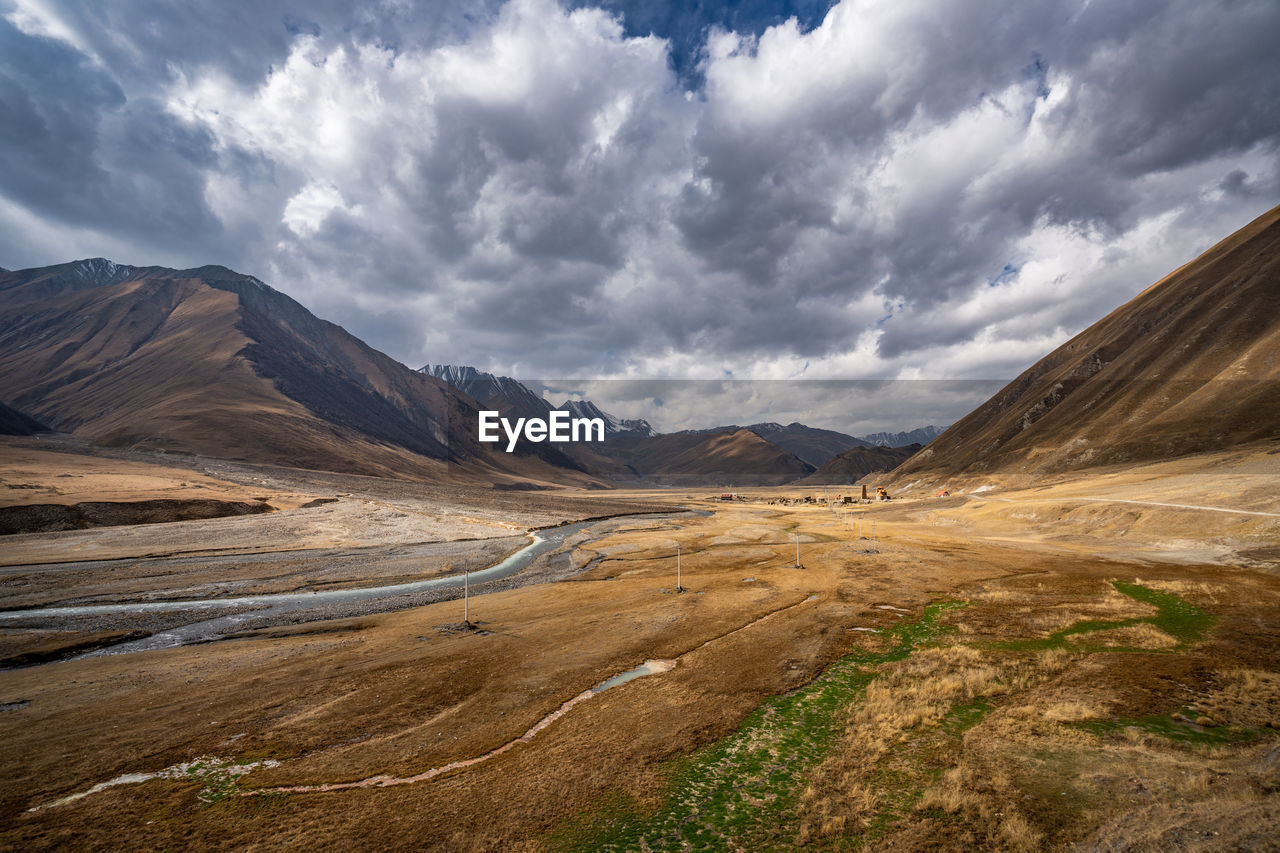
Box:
left=31, top=757, right=280, bottom=811
left=591, top=659, right=675, bottom=693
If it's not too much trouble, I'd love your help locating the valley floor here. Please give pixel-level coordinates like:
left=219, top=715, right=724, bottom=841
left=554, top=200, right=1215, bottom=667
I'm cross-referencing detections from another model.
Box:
left=0, top=458, right=1278, bottom=850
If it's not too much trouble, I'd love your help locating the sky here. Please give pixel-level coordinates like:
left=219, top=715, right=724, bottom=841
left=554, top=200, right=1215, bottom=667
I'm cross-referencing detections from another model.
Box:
left=2, top=0, right=1278, bottom=431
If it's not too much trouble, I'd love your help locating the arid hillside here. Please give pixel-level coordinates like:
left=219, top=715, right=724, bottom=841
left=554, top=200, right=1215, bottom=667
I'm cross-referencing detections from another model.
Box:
left=0, top=260, right=600, bottom=486
left=888, top=204, right=1280, bottom=487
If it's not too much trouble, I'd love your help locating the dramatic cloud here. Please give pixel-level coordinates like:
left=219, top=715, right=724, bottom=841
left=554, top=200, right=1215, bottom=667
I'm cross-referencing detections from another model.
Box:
left=536, top=379, right=1007, bottom=436
left=2, top=0, right=1278, bottom=407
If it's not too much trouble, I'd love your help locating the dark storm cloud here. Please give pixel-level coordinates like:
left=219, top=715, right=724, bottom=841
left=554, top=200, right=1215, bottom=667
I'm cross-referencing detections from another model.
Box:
left=19, top=1, right=508, bottom=86
left=677, top=0, right=1280, bottom=365
left=0, top=16, right=226, bottom=256
left=0, top=18, right=124, bottom=207
left=1, top=0, right=1278, bottom=404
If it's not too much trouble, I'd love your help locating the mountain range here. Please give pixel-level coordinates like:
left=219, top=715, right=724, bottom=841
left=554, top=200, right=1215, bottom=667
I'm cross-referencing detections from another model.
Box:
left=0, top=260, right=598, bottom=486
left=858, top=426, right=943, bottom=447
left=418, top=365, right=657, bottom=437
left=417, top=364, right=938, bottom=482
left=25, top=195, right=1266, bottom=496
left=12, top=203, right=1270, bottom=495
left=0, top=261, right=929, bottom=487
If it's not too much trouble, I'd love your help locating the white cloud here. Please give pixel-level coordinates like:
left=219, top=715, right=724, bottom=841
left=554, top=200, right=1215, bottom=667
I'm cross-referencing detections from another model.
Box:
left=2, top=0, right=1278, bottom=401
left=282, top=181, right=355, bottom=235
left=5, top=0, right=97, bottom=60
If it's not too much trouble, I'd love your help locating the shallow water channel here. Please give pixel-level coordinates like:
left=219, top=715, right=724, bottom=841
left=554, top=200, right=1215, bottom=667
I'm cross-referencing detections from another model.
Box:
left=1, top=511, right=703, bottom=658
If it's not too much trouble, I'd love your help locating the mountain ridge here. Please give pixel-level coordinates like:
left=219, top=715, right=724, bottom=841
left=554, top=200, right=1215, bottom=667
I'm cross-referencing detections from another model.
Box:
left=857, top=426, right=943, bottom=447
left=0, top=260, right=603, bottom=486
left=885, top=203, right=1280, bottom=488
left=420, top=365, right=657, bottom=437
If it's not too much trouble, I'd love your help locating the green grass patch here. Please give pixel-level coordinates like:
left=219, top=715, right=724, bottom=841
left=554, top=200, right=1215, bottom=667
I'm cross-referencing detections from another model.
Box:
left=940, top=696, right=993, bottom=737
left=995, top=581, right=1215, bottom=653
left=547, top=602, right=965, bottom=851
left=1111, top=581, right=1215, bottom=645
left=551, top=583, right=1220, bottom=850
left=1071, top=712, right=1271, bottom=746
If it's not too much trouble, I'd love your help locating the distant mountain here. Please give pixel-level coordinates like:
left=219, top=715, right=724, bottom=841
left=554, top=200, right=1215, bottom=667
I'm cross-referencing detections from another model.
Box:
left=602, top=428, right=815, bottom=486
left=795, top=443, right=921, bottom=485
left=857, top=426, right=944, bottom=447
left=419, top=365, right=877, bottom=470
left=422, top=365, right=656, bottom=437
left=747, top=422, right=868, bottom=466
left=0, top=401, right=48, bottom=436
left=0, top=259, right=600, bottom=486
left=888, top=203, right=1280, bottom=487
left=420, top=364, right=552, bottom=422
left=559, top=399, right=656, bottom=437
left=675, top=422, right=866, bottom=466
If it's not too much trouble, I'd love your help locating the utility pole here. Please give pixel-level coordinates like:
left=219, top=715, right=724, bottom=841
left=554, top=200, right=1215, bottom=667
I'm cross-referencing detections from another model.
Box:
left=676, top=542, right=683, bottom=593
left=794, top=532, right=801, bottom=568
left=463, top=569, right=469, bottom=626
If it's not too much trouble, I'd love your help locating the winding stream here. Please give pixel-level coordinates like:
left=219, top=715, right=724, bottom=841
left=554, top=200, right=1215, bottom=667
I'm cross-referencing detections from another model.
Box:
left=1, top=511, right=704, bottom=657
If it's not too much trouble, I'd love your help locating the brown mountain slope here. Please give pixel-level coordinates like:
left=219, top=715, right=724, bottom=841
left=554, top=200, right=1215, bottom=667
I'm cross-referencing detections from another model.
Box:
left=600, top=428, right=815, bottom=485
left=795, top=443, right=921, bottom=485
left=0, top=260, right=600, bottom=485
left=888, top=204, right=1280, bottom=486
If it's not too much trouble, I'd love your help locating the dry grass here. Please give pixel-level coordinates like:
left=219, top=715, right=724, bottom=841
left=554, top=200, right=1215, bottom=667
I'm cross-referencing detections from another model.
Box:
left=795, top=587, right=1279, bottom=853
left=969, top=588, right=1022, bottom=604
left=1132, top=578, right=1231, bottom=602
left=1081, top=796, right=1280, bottom=852
left=1199, top=669, right=1280, bottom=728
left=1039, top=699, right=1110, bottom=722
left=961, top=582, right=1160, bottom=640
left=797, top=644, right=1015, bottom=840
left=1067, top=623, right=1178, bottom=650
left=3, top=483, right=1277, bottom=851
left=1020, top=588, right=1157, bottom=636
left=914, top=764, right=1045, bottom=852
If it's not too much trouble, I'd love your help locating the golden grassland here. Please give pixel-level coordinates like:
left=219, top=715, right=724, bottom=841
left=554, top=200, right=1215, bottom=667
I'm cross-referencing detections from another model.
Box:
left=0, top=466, right=1277, bottom=850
